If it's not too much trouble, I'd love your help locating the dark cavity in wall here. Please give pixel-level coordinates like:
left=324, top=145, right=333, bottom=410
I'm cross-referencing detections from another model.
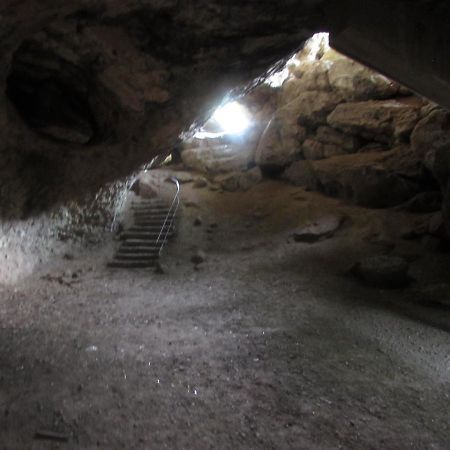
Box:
left=6, top=40, right=96, bottom=145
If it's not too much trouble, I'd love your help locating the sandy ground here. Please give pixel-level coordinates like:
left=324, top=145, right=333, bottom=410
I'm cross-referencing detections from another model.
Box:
left=0, top=173, right=449, bottom=449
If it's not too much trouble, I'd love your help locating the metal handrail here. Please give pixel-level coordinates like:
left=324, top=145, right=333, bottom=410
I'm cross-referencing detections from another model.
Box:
left=155, top=176, right=180, bottom=256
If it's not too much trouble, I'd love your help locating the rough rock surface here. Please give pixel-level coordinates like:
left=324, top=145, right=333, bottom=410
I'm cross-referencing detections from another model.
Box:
left=0, top=0, right=326, bottom=219
left=283, top=148, right=423, bottom=208
left=327, top=99, right=422, bottom=144
left=255, top=105, right=307, bottom=167
left=182, top=140, right=253, bottom=174
left=351, top=255, right=411, bottom=289
left=215, top=167, right=262, bottom=192
left=292, top=214, right=344, bottom=243
left=302, top=138, right=346, bottom=160
left=327, top=56, right=400, bottom=101
left=410, top=108, right=450, bottom=233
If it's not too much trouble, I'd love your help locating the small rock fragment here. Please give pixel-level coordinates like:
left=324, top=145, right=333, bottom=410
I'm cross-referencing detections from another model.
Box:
left=193, top=216, right=202, bottom=226
left=154, top=262, right=167, bottom=274
left=292, top=214, right=344, bottom=243
left=193, top=177, right=208, bottom=188
left=191, top=250, right=206, bottom=265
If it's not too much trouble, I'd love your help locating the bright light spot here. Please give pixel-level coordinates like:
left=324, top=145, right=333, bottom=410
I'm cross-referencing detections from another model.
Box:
left=304, top=32, right=330, bottom=61
left=212, top=101, right=251, bottom=135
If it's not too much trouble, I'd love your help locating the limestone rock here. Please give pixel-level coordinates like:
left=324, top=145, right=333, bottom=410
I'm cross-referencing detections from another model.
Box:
left=295, top=91, right=344, bottom=127
left=282, top=160, right=318, bottom=190
left=351, top=255, right=411, bottom=288
left=193, top=177, right=208, bottom=188
left=328, top=58, right=399, bottom=101
left=283, top=60, right=331, bottom=98
left=411, top=108, right=450, bottom=177
left=316, top=126, right=361, bottom=153
left=181, top=142, right=253, bottom=174
left=302, top=138, right=346, bottom=160
left=292, top=214, right=344, bottom=243
left=216, top=167, right=262, bottom=192
left=239, top=167, right=263, bottom=191
left=327, top=99, right=421, bottom=144
left=255, top=105, right=306, bottom=167
left=283, top=148, right=422, bottom=208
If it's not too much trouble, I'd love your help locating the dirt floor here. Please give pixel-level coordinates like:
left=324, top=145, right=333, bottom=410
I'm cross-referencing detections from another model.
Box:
left=0, top=171, right=449, bottom=449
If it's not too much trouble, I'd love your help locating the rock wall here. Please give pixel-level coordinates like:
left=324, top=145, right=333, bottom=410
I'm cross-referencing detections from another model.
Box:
left=181, top=35, right=450, bottom=235
left=0, top=180, right=127, bottom=284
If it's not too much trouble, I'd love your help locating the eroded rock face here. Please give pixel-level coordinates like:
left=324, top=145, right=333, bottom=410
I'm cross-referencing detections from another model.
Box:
left=0, top=0, right=327, bottom=219
left=283, top=147, right=424, bottom=208
left=327, top=100, right=422, bottom=144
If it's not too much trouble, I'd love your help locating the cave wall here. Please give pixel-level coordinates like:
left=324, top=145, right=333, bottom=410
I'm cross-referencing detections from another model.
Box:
left=1, top=1, right=450, bottom=282
left=0, top=181, right=127, bottom=284
left=0, top=0, right=326, bottom=220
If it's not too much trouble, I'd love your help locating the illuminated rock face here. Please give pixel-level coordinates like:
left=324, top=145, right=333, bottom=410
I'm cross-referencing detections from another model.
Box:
left=0, top=0, right=326, bottom=219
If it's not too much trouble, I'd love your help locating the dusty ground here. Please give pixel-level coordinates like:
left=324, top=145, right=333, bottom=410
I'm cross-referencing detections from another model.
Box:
left=0, top=172, right=449, bottom=449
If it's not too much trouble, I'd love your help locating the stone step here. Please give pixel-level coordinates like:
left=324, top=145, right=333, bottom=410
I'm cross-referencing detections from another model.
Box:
left=133, top=208, right=172, bottom=213
left=133, top=211, right=173, bottom=216
left=114, top=252, right=159, bottom=261
left=120, top=239, right=163, bottom=247
left=134, top=220, right=174, bottom=226
left=118, top=246, right=160, bottom=254
left=108, top=260, right=157, bottom=268
left=133, top=215, right=174, bottom=221
left=132, top=201, right=169, bottom=208
left=131, top=206, right=170, bottom=212
left=128, top=225, right=173, bottom=232
left=121, top=231, right=174, bottom=240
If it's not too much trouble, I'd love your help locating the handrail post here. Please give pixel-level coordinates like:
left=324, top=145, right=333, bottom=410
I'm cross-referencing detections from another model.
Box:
left=155, top=176, right=180, bottom=256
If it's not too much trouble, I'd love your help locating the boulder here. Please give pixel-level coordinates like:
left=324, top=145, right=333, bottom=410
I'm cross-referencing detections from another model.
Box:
left=292, top=214, right=344, bottom=243
left=302, top=138, right=346, bottom=160
left=351, top=255, right=411, bottom=289
left=239, top=167, right=263, bottom=191
left=411, top=108, right=450, bottom=178
left=411, top=108, right=450, bottom=236
left=193, top=177, right=208, bottom=188
left=295, top=91, right=344, bottom=128
left=255, top=104, right=307, bottom=167
left=315, top=126, right=361, bottom=153
left=181, top=141, right=253, bottom=174
left=216, top=167, right=262, bottom=192
left=328, top=58, right=399, bottom=101
left=327, top=99, right=421, bottom=144
left=283, top=60, right=331, bottom=98
left=283, top=148, right=422, bottom=208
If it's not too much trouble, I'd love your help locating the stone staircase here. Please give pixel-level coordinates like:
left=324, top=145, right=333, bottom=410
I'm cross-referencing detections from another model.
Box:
left=108, top=197, right=176, bottom=268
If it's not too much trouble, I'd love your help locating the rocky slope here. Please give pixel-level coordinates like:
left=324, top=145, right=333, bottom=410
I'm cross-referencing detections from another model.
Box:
left=181, top=36, right=450, bottom=239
